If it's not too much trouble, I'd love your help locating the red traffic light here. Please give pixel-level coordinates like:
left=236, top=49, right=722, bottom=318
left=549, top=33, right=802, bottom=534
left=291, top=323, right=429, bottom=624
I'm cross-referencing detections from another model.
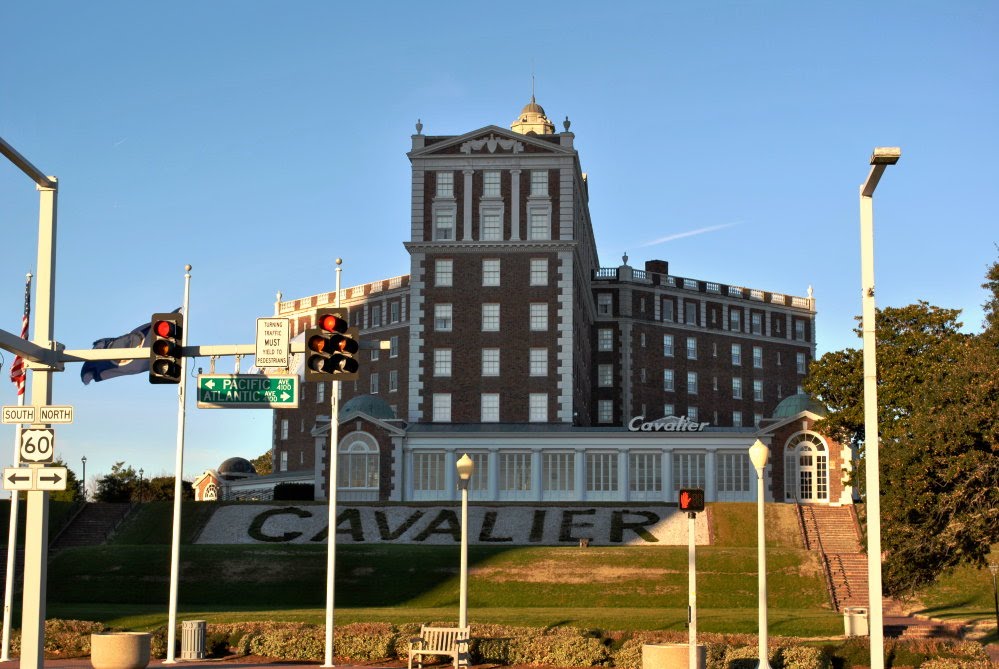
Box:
left=318, top=313, right=348, bottom=334
left=678, top=488, right=705, bottom=512
left=304, top=309, right=359, bottom=381
left=149, top=312, right=184, bottom=385
left=154, top=319, right=179, bottom=338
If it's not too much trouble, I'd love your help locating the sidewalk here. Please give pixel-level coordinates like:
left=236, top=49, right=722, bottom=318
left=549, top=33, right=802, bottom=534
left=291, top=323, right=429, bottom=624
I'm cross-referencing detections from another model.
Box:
left=1, top=658, right=337, bottom=668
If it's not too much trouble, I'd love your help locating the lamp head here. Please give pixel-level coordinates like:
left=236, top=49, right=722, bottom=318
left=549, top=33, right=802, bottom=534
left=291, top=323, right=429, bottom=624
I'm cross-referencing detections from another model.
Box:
left=748, top=439, right=770, bottom=471
left=989, top=563, right=998, bottom=576
left=870, top=147, right=901, bottom=166
left=456, top=453, right=474, bottom=481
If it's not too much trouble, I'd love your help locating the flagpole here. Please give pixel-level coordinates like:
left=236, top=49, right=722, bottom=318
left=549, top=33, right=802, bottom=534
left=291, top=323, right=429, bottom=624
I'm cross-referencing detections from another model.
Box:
left=165, top=264, right=192, bottom=664
left=2, top=271, right=31, bottom=662
left=323, top=258, right=342, bottom=667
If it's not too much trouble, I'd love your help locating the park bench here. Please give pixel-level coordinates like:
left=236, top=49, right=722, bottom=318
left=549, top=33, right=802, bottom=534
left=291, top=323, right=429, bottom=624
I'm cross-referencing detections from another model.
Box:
left=407, top=625, right=470, bottom=669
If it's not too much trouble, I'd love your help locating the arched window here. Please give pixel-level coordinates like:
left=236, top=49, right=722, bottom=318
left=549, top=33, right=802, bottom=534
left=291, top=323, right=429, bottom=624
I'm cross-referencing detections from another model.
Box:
left=204, top=483, right=219, bottom=501
left=338, top=435, right=379, bottom=489
left=783, top=432, right=828, bottom=502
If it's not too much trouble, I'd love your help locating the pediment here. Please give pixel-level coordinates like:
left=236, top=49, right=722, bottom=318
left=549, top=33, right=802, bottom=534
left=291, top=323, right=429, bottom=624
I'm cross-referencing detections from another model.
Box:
left=411, top=125, right=570, bottom=158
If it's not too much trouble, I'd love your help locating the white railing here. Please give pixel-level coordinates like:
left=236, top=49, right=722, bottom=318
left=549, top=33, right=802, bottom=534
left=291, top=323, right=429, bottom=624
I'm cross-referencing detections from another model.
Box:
left=770, top=293, right=785, bottom=304
left=728, top=286, right=744, bottom=297
left=370, top=282, right=382, bottom=293
left=595, top=268, right=617, bottom=279
left=706, top=282, right=721, bottom=294
left=279, top=302, right=295, bottom=313
left=750, top=289, right=765, bottom=301
left=351, top=286, right=365, bottom=297
left=791, top=296, right=810, bottom=308
left=317, top=293, right=330, bottom=306
left=632, top=269, right=647, bottom=280
left=665, top=276, right=676, bottom=287
left=389, top=276, right=403, bottom=288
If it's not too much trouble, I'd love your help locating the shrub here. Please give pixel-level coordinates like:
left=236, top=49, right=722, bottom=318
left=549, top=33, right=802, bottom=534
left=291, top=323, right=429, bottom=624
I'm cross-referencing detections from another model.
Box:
left=148, top=625, right=168, bottom=659
left=333, top=622, right=397, bottom=660
left=918, top=661, right=991, bottom=669
left=247, top=622, right=325, bottom=660
left=9, top=619, right=109, bottom=658
left=204, top=631, right=231, bottom=658
left=779, top=644, right=831, bottom=669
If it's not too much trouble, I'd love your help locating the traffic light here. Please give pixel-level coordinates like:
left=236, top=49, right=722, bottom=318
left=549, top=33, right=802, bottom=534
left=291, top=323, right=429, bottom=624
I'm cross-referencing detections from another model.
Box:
left=678, top=488, right=705, bottom=513
left=304, top=309, right=360, bottom=381
left=149, top=312, right=184, bottom=384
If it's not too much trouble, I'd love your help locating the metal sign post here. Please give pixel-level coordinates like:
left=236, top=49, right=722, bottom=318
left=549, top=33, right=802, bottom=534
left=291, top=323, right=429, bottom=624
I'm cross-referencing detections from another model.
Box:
left=688, top=510, right=697, bottom=669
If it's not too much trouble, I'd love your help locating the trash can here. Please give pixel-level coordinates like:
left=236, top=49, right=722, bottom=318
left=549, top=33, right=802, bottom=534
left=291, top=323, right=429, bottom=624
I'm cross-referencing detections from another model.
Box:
left=181, top=619, right=207, bottom=659
left=642, top=643, right=706, bottom=669
left=843, top=607, right=869, bottom=637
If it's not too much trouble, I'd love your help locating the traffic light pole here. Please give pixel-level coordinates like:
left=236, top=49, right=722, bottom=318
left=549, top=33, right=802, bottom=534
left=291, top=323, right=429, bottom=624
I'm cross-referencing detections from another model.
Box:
left=164, top=265, right=192, bottom=664
left=323, top=258, right=343, bottom=668
left=688, top=511, right=697, bottom=669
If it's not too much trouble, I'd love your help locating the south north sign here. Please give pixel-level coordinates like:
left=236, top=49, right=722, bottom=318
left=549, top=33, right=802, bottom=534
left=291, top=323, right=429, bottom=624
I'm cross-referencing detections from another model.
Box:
left=197, top=374, right=299, bottom=409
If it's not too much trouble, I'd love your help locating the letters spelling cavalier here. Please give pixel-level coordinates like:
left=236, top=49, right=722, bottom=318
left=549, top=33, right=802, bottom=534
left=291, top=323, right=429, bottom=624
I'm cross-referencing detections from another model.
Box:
left=627, top=415, right=710, bottom=432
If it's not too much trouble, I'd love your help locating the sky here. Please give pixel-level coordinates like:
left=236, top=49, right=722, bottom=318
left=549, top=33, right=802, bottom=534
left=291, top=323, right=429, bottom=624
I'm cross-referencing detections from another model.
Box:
left=1, top=2, right=996, bottom=490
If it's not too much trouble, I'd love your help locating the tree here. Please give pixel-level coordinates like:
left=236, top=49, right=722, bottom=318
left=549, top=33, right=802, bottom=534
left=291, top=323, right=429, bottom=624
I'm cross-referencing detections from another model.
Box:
left=250, top=450, right=272, bottom=476
left=805, top=259, right=999, bottom=596
left=143, top=476, right=194, bottom=501
left=49, top=457, right=83, bottom=503
left=94, top=461, right=137, bottom=503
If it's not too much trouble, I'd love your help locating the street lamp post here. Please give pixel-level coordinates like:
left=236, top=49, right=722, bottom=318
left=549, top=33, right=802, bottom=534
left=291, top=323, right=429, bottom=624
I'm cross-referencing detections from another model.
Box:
left=748, top=439, right=771, bottom=669
left=81, top=456, right=87, bottom=501
left=456, top=454, right=474, bottom=629
left=138, top=469, right=144, bottom=503
left=859, top=146, right=901, bottom=669
left=989, top=564, right=998, bottom=636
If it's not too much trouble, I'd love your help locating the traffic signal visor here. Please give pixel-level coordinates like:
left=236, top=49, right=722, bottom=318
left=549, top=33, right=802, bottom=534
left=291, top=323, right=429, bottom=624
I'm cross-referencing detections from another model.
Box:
left=149, top=312, right=184, bottom=384
left=304, top=309, right=359, bottom=381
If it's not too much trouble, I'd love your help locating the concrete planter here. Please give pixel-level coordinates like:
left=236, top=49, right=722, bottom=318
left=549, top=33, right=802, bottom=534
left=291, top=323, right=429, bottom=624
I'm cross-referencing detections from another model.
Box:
left=90, top=632, right=151, bottom=669
left=642, top=642, right=706, bottom=669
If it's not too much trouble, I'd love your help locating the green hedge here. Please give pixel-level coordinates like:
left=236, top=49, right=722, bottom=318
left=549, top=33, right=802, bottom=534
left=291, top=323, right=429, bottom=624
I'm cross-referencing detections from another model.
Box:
left=5, top=619, right=990, bottom=667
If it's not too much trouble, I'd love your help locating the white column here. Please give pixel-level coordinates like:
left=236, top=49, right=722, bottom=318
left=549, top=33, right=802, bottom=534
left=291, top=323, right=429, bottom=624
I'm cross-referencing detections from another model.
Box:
left=574, top=450, right=586, bottom=501
left=531, top=450, right=543, bottom=502
left=704, top=451, right=716, bottom=502
left=510, top=169, right=521, bottom=240
left=462, top=170, right=473, bottom=241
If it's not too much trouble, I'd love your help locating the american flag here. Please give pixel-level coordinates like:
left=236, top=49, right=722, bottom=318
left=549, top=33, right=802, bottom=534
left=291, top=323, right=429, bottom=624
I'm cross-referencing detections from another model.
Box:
left=9, top=274, right=31, bottom=396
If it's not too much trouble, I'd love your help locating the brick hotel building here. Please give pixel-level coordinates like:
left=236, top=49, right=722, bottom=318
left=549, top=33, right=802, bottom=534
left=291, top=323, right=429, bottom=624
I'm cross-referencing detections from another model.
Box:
left=195, top=97, right=853, bottom=508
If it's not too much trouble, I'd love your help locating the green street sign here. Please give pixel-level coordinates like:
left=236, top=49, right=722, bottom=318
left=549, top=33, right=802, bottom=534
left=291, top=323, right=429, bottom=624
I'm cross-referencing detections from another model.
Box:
left=196, top=374, right=299, bottom=409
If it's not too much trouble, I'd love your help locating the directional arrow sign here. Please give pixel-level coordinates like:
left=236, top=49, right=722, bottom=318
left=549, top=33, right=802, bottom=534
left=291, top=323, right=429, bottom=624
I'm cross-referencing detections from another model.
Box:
left=196, top=374, right=299, bottom=409
left=35, top=466, right=67, bottom=491
left=3, top=468, right=33, bottom=491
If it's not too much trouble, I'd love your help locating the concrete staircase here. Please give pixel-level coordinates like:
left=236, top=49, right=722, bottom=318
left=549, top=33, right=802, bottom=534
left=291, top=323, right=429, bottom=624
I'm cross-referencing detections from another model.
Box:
left=798, top=504, right=868, bottom=611
left=49, top=502, right=134, bottom=552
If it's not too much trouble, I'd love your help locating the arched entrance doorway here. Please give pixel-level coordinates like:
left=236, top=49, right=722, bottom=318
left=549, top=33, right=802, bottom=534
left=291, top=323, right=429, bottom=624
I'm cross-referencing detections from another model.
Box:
left=783, top=432, right=829, bottom=503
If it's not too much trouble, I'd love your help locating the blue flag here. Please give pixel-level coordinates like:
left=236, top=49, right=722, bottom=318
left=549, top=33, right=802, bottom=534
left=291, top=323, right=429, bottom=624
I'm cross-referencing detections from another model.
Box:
left=80, top=320, right=154, bottom=384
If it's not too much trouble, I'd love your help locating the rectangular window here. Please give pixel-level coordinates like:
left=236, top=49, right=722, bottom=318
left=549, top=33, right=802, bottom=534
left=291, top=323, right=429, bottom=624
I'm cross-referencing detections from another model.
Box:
left=529, top=212, right=548, bottom=240
left=530, top=258, right=548, bottom=286
left=413, top=452, right=445, bottom=491
left=468, top=452, right=489, bottom=492
left=481, top=213, right=502, bottom=240
left=629, top=452, right=662, bottom=492
left=597, top=399, right=613, bottom=423
left=279, top=419, right=288, bottom=440
left=640, top=368, right=647, bottom=383
left=388, top=369, right=398, bottom=392
left=640, top=332, right=646, bottom=347
left=390, top=336, right=399, bottom=358
left=686, top=337, right=697, bottom=360
left=483, top=171, right=501, bottom=197
left=316, top=383, right=325, bottom=403
left=755, top=413, right=763, bottom=426
left=500, top=453, right=531, bottom=491
left=598, top=364, right=614, bottom=387
left=664, top=402, right=674, bottom=417
left=482, top=303, right=500, bottom=331
left=434, top=304, right=452, bottom=331
left=530, top=303, right=548, bottom=331
left=753, top=379, right=763, bottom=402
left=433, top=349, right=452, bottom=377
left=730, top=309, right=742, bottom=332
left=530, top=170, right=548, bottom=196
left=662, top=299, right=674, bottom=322
left=752, top=312, right=763, bottom=335
left=717, top=452, right=752, bottom=493
left=543, top=452, right=574, bottom=492
left=796, top=352, right=807, bottom=374
left=685, top=301, right=698, bottom=325
left=482, top=259, right=500, bottom=286
left=663, top=335, right=674, bottom=357
left=481, top=393, right=499, bottom=422
left=672, top=452, right=706, bottom=490
left=434, top=211, right=454, bottom=240
left=597, top=293, right=613, bottom=315
left=732, top=410, right=743, bottom=427
left=586, top=453, right=619, bottom=492
left=435, top=259, right=453, bottom=287
left=753, top=346, right=763, bottom=368
left=371, top=305, right=382, bottom=328
left=687, top=371, right=698, bottom=395
left=664, top=369, right=675, bottom=392
left=795, top=319, right=806, bottom=340
left=436, top=172, right=453, bottom=198
left=390, top=301, right=401, bottom=323
left=529, top=348, right=548, bottom=376
left=370, top=372, right=379, bottom=394
left=732, top=343, right=742, bottom=365
left=733, top=377, right=743, bottom=399
left=529, top=393, right=548, bottom=422
left=280, top=450, right=288, bottom=472
left=598, top=328, right=614, bottom=351
left=482, top=348, right=500, bottom=376
left=432, top=394, right=451, bottom=422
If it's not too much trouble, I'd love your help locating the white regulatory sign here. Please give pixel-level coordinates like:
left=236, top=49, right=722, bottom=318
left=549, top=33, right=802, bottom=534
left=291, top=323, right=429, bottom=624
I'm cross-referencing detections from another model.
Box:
left=2, top=468, right=33, bottom=491
left=38, top=405, right=73, bottom=424
left=35, top=467, right=68, bottom=491
left=2, top=406, right=36, bottom=424
left=255, top=317, right=290, bottom=369
left=20, top=428, right=55, bottom=464
left=2, top=467, right=68, bottom=492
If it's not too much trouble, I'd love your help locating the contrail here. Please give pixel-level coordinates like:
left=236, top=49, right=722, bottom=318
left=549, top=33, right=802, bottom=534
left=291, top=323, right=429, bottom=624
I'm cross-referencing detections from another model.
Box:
left=637, top=222, right=741, bottom=247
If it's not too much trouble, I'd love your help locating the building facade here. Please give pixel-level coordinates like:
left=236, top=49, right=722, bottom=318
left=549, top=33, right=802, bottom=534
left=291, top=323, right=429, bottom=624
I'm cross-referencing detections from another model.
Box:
left=254, top=97, right=843, bottom=507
